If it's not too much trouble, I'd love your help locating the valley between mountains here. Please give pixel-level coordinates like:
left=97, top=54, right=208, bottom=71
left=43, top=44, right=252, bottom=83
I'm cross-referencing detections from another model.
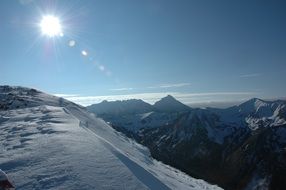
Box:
left=87, top=95, right=286, bottom=190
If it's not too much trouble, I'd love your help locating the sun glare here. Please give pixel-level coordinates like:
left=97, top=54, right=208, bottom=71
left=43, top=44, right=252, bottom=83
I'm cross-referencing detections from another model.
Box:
left=40, top=15, right=62, bottom=37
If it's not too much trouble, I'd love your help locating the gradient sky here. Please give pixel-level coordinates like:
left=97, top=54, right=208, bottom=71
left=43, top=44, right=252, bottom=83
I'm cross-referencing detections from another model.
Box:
left=1, top=0, right=286, bottom=106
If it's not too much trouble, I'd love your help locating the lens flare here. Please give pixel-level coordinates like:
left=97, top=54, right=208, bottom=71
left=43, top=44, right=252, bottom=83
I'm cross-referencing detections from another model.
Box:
left=81, top=50, right=88, bottom=56
left=69, top=40, right=76, bottom=47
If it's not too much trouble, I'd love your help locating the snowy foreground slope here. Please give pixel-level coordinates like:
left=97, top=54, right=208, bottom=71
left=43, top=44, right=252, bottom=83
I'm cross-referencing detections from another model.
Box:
left=0, top=86, right=222, bottom=190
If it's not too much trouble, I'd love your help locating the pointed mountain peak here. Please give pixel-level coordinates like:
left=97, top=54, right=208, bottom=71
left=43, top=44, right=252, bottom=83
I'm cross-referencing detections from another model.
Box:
left=236, top=98, right=275, bottom=115
left=166, top=94, right=174, bottom=98
left=153, top=95, right=190, bottom=113
left=239, top=98, right=265, bottom=108
left=245, top=98, right=263, bottom=103
left=161, top=94, right=176, bottom=101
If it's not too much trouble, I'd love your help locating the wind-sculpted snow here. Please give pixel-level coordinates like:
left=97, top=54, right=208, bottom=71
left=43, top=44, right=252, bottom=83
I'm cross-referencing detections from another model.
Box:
left=0, top=86, right=222, bottom=190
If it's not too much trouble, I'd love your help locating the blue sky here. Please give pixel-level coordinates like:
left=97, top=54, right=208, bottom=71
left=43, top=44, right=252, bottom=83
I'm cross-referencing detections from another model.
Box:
left=1, top=0, right=286, bottom=106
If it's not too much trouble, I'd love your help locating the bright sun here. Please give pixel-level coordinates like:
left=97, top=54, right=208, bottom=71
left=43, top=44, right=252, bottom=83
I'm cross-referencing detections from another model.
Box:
left=40, top=15, right=62, bottom=37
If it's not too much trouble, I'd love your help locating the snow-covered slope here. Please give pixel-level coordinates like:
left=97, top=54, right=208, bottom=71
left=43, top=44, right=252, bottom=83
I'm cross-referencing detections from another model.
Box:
left=0, top=86, right=222, bottom=190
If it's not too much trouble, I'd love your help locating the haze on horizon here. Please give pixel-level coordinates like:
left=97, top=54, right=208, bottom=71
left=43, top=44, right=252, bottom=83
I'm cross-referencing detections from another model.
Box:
left=1, top=0, right=285, bottom=107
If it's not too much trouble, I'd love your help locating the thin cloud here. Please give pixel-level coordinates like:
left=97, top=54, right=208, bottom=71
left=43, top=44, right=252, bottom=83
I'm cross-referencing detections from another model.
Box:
left=148, top=83, right=191, bottom=89
left=109, top=88, right=133, bottom=91
left=53, top=94, right=80, bottom=98
left=239, top=73, right=261, bottom=78
left=58, top=91, right=257, bottom=106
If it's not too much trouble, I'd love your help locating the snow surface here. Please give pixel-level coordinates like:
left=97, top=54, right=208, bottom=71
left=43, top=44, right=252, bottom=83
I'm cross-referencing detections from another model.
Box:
left=0, top=86, right=222, bottom=190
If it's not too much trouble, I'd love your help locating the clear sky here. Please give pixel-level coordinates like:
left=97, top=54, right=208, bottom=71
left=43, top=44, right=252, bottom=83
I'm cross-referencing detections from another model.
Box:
left=1, top=0, right=286, bottom=106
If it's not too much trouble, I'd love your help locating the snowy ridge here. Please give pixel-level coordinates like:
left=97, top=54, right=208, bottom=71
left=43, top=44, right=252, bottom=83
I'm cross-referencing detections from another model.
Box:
left=0, top=86, right=222, bottom=190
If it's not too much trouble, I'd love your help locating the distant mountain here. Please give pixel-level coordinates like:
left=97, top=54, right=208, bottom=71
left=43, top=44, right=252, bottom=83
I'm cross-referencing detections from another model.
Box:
left=88, top=96, right=286, bottom=190
left=87, top=95, right=190, bottom=115
left=153, top=95, right=191, bottom=112
left=211, top=98, right=286, bottom=130
left=0, top=85, right=221, bottom=190
left=87, top=99, right=153, bottom=115
left=231, top=98, right=285, bottom=117
left=86, top=95, right=190, bottom=132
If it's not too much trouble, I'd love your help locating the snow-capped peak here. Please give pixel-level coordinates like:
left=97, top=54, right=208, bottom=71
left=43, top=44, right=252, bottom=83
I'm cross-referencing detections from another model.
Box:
left=236, top=98, right=286, bottom=118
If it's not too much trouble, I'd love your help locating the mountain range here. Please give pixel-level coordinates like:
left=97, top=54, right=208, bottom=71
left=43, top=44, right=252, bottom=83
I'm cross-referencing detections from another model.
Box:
left=87, top=95, right=190, bottom=115
left=0, top=86, right=221, bottom=190
left=87, top=95, right=286, bottom=190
